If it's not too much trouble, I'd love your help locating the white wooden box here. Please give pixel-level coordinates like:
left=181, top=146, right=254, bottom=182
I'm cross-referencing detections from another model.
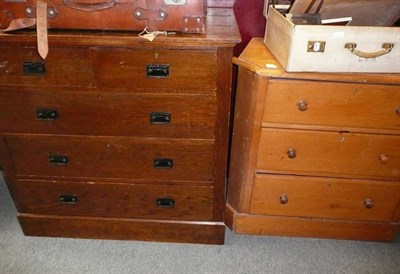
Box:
left=263, top=7, right=400, bottom=73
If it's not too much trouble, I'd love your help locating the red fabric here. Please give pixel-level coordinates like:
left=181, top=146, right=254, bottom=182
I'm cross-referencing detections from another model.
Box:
left=233, top=0, right=266, bottom=56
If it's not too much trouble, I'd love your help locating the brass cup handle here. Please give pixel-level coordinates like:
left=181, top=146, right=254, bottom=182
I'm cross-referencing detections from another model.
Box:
left=396, top=106, right=400, bottom=116
left=287, top=148, right=297, bottom=159
left=364, top=199, right=374, bottom=209
left=297, top=100, right=308, bottom=111
left=379, top=154, right=389, bottom=164
left=279, top=194, right=288, bottom=204
left=344, top=43, right=394, bottom=59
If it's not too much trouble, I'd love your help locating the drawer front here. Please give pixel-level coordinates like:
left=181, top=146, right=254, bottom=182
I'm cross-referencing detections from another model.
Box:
left=6, top=136, right=214, bottom=181
left=94, top=49, right=217, bottom=93
left=0, top=91, right=215, bottom=139
left=250, top=174, right=400, bottom=222
left=14, top=179, right=213, bottom=221
left=257, top=128, right=400, bottom=179
left=263, top=80, right=400, bottom=132
left=0, top=47, right=94, bottom=87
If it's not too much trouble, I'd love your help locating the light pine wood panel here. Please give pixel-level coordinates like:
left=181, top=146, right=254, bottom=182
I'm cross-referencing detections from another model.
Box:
left=227, top=67, right=269, bottom=212
left=263, top=79, right=400, bottom=134
left=257, top=128, right=400, bottom=180
left=250, top=174, right=400, bottom=222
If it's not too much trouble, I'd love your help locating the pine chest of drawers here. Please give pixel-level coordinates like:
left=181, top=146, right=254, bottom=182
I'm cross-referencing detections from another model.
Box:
left=226, top=38, right=400, bottom=242
left=0, top=8, right=240, bottom=244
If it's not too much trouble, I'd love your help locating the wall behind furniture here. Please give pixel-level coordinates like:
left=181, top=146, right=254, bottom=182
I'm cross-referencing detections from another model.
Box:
left=233, top=0, right=266, bottom=56
left=208, top=0, right=266, bottom=56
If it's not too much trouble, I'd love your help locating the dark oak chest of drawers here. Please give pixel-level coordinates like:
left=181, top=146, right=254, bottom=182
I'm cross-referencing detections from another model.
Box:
left=226, top=39, right=400, bottom=242
left=0, top=8, right=240, bottom=244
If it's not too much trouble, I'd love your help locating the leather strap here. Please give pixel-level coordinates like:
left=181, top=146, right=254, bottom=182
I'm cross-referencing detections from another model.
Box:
left=146, top=0, right=157, bottom=31
left=0, top=18, right=36, bottom=32
left=36, top=0, right=49, bottom=60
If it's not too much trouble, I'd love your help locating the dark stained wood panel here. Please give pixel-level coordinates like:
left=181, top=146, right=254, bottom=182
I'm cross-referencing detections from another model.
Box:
left=93, top=48, right=218, bottom=92
left=0, top=47, right=95, bottom=87
left=0, top=90, right=216, bottom=139
left=14, top=179, right=214, bottom=221
left=6, top=135, right=215, bottom=181
left=19, top=214, right=225, bottom=244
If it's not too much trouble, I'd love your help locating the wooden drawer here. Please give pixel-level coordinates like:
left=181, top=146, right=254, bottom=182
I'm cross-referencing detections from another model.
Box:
left=0, top=90, right=215, bottom=139
left=257, top=128, right=400, bottom=180
left=263, top=80, right=400, bottom=133
left=6, top=135, right=214, bottom=181
left=0, top=47, right=94, bottom=88
left=14, top=179, right=213, bottom=221
left=93, top=49, right=217, bottom=93
left=250, top=174, right=400, bottom=222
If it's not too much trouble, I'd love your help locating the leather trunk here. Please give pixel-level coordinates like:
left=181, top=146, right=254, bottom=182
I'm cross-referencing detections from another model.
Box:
left=0, top=0, right=206, bottom=33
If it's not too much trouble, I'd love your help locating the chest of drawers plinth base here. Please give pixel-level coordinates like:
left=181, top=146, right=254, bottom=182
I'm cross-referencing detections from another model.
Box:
left=226, top=206, right=399, bottom=242
left=19, top=214, right=225, bottom=245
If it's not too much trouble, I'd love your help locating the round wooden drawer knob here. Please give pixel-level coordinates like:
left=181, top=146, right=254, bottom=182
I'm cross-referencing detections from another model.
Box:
left=379, top=154, right=389, bottom=164
left=287, top=148, right=297, bottom=159
left=279, top=194, right=288, bottom=204
left=396, top=106, right=400, bottom=116
left=297, top=100, right=308, bottom=111
left=364, top=199, right=374, bottom=209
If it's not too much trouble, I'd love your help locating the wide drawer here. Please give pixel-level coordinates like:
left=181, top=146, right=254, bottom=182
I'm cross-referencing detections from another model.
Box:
left=13, top=179, right=213, bottom=221
left=263, top=80, right=400, bottom=133
left=5, top=135, right=214, bottom=181
left=94, top=49, right=217, bottom=93
left=250, top=174, right=400, bottom=222
left=0, top=47, right=95, bottom=88
left=257, top=128, right=400, bottom=180
left=0, top=90, right=215, bottom=139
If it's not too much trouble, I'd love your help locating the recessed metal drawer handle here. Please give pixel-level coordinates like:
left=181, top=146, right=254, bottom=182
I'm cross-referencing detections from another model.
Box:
left=153, top=158, right=173, bottom=169
left=59, top=194, right=77, bottom=205
left=363, top=199, right=374, bottom=209
left=36, top=108, right=58, bottom=120
left=150, top=112, right=171, bottom=124
left=23, top=61, right=46, bottom=75
left=344, top=43, right=394, bottom=59
left=395, top=106, right=400, bottom=116
left=146, top=64, right=169, bottom=78
left=156, top=198, right=175, bottom=208
left=49, top=154, right=69, bottom=165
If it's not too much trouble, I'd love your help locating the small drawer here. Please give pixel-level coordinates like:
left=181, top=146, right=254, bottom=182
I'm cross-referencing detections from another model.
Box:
left=0, top=90, right=215, bottom=139
left=6, top=135, right=214, bottom=181
left=257, top=128, right=400, bottom=180
left=0, top=47, right=95, bottom=88
left=263, top=80, right=400, bottom=133
left=14, top=179, right=213, bottom=221
left=93, top=49, right=217, bottom=93
left=250, top=174, right=400, bottom=222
